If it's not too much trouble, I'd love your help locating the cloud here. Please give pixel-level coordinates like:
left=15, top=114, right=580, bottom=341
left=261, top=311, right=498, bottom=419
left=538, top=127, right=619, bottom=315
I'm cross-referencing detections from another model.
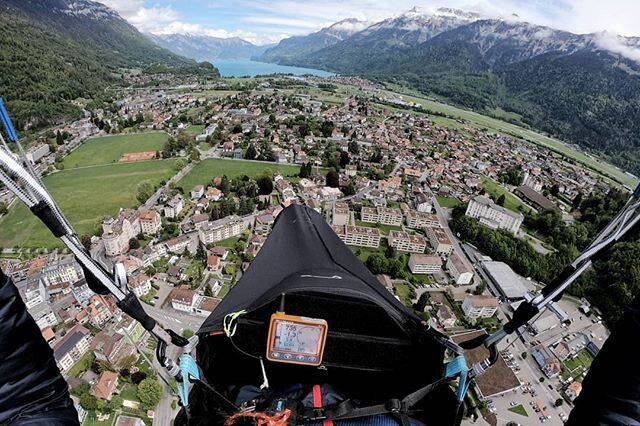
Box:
left=126, top=6, right=181, bottom=33
left=239, top=15, right=332, bottom=30
left=595, top=32, right=640, bottom=63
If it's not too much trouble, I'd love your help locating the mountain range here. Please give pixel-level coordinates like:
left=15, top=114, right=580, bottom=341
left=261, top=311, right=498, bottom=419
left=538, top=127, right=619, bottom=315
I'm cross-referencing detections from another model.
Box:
left=254, top=7, right=640, bottom=176
left=0, top=0, right=219, bottom=129
left=147, top=34, right=274, bottom=62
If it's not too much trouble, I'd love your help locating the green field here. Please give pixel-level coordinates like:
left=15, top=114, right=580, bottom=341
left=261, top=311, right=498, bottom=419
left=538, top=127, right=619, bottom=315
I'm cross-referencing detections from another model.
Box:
left=564, top=350, right=593, bottom=373
left=185, top=124, right=205, bottom=135
left=436, top=196, right=461, bottom=208
left=64, top=132, right=168, bottom=168
left=178, top=158, right=302, bottom=190
left=0, top=160, right=177, bottom=249
left=480, top=176, right=529, bottom=213
left=382, top=86, right=638, bottom=188
left=508, top=404, right=528, bottom=417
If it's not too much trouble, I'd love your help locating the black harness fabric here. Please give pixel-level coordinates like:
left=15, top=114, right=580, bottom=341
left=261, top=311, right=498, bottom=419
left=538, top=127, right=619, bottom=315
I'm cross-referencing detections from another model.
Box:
left=198, top=205, right=435, bottom=334
left=0, top=269, right=78, bottom=425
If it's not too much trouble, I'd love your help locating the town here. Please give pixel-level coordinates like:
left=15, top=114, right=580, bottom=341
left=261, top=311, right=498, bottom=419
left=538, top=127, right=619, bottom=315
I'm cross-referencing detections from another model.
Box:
left=0, top=73, right=620, bottom=426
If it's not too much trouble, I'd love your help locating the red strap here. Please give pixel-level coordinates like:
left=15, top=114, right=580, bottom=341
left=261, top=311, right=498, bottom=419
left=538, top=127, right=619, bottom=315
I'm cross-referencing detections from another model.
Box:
left=312, top=385, right=334, bottom=426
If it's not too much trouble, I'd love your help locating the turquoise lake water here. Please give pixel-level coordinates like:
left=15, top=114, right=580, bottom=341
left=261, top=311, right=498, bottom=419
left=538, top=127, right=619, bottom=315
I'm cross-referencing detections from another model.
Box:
left=213, top=59, right=335, bottom=77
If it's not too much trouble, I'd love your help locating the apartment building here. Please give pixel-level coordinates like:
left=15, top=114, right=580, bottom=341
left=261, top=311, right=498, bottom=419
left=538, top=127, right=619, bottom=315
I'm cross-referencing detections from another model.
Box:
left=465, top=196, right=524, bottom=234
left=408, top=254, right=443, bottom=274
left=102, top=209, right=141, bottom=256
left=199, top=216, right=249, bottom=245
left=53, top=324, right=91, bottom=373
left=388, top=231, right=426, bottom=253
left=332, top=225, right=381, bottom=248
left=425, top=226, right=453, bottom=256
left=360, top=207, right=402, bottom=226
left=462, top=295, right=499, bottom=318
left=405, top=210, right=441, bottom=229
left=446, top=254, right=474, bottom=285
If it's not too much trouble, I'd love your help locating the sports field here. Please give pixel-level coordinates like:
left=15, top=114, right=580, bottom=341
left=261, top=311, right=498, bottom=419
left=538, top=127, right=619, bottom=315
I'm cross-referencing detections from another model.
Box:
left=63, top=132, right=168, bottom=168
left=178, top=158, right=303, bottom=190
left=0, top=160, right=177, bottom=249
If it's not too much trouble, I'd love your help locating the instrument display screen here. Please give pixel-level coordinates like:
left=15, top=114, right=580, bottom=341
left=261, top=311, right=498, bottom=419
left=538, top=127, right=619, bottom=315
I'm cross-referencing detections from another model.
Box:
left=267, top=313, right=328, bottom=366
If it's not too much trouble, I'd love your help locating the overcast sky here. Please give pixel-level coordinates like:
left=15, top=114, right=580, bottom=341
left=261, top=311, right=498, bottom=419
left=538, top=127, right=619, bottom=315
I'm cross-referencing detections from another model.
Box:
left=98, top=0, right=640, bottom=45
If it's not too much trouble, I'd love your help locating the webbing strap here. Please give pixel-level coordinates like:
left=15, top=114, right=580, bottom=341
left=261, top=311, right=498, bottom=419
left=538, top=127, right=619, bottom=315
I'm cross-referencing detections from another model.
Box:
left=177, top=354, right=200, bottom=407
left=312, top=385, right=334, bottom=426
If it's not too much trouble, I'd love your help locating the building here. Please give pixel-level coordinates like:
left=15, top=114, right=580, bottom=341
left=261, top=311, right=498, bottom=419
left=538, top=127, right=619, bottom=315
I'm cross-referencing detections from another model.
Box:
left=462, top=295, right=498, bottom=319
left=206, top=187, right=224, bottom=201
left=164, top=194, right=184, bottom=219
left=165, top=234, right=192, bottom=254
left=91, top=330, right=137, bottom=366
left=23, top=277, right=46, bottom=309
left=41, top=256, right=83, bottom=286
left=332, top=203, right=350, bottom=226
left=465, top=196, right=524, bottom=234
left=138, top=209, right=161, bottom=235
left=191, top=185, right=204, bottom=200
left=128, top=271, right=151, bottom=297
left=255, top=214, right=275, bottom=235
left=114, top=316, right=146, bottom=344
left=28, top=302, right=58, bottom=329
left=388, top=231, right=426, bottom=253
left=408, top=254, right=443, bottom=274
left=414, top=192, right=432, bottom=213
left=482, top=261, right=529, bottom=301
left=437, top=305, right=457, bottom=328
left=170, top=288, right=196, bottom=313
left=91, top=371, right=119, bottom=400
left=514, top=186, right=559, bottom=212
left=360, top=207, right=403, bottom=226
left=405, top=210, right=440, bottom=229
left=53, top=324, right=91, bottom=373
left=102, top=209, right=141, bottom=256
left=207, top=255, right=221, bottom=272
left=565, top=381, right=582, bottom=402
left=446, top=254, right=474, bottom=285
left=71, top=396, right=87, bottom=424
left=87, top=295, right=113, bottom=327
left=332, top=225, right=381, bottom=248
left=532, top=345, right=561, bottom=377
left=199, top=216, right=249, bottom=245
left=425, top=227, right=453, bottom=256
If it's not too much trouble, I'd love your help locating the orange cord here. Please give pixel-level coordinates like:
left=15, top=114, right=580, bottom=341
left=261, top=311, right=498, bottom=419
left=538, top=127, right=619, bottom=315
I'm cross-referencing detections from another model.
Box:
left=225, top=409, right=292, bottom=426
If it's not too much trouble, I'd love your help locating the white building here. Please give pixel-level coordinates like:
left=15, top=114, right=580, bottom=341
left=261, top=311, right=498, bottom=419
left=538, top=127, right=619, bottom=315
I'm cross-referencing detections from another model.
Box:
left=191, top=185, right=204, bottom=200
left=462, top=295, right=498, bottom=318
left=170, top=288, right=196, bottom=313
left=41, top=256, right=83, bottom=286
left=53, top=324, right=91, bottom=373
left=446, top=254, right=474, bottom=285
left=414, top=192, right=432, bottom=213
left=138, top=209, right=161, bottom=235
left=23, top=278, right=47, bottom=309
left=28, top=302, right=58, bottom=329
left=388, top=231, right=426, bottom=253
left=425, top=227, right=453, bottom=256
left=408, top=254, right=443, bottom=274
left=466, top=196, right=524, bottom=234
left=360, top=207, right=403, bottom=226
left=199, top=216, right=249, bottom=245
left=102, top=209, right=141, bottom=257
left=332, top=202, right=350, bottom=226
left=128, top=271, right=151, bottom=297
left=405, top=210, right=440, bottom=229
left=333, top=225, right=381, bottom=248
left=164, top=194, right=184, bottom=219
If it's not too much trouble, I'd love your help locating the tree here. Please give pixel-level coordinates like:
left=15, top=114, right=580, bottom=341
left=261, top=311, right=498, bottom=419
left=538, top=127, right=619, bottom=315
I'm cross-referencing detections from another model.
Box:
left=232, top=123, right=243, bottom=134
left=80, top=234, right=92, bottom=251
left=555, top=398, right=564, bottom=407
left=55, top=130, right=64, bottom=145
left=473, top=282, right=487, bottom=295
left=136, top=181, right=154, bottom=204
left=572, top=191, right=583, bottom=209
left=182, top=329, right=195, bottom=339
left=137, top=378, right=163, bottom=408
left=196, top=243, right=206, bottom=262
left=0, top=202, right=7, bottom=216
left=129, top=238, right=140, bottom=250
left=118, top=354, right=137, bottom=370
left=342, top=182, right=356, bottom=196
left=414, top=293, right=429, bottom=312
left=131, top=371, right=147, bottom=385
left=110, top=395, right=123, bottom=408
left=521, top=351, right=528, bottom=360
left=339, top=151, right=350, bottom=168
left=257, top=176, right=273, bottom=195
left=299, top=162, right=312, bottom=179
left=80, top=394, right=98, bottom=410
left=496, top=194, right=506, bottom=206
left=244, top=144, right=257, bottom=160
left=348, top=140, right=360, bottom=155
left=326, top=171, right=340, bottom=188
left=220, top=175, right=231, bottom=194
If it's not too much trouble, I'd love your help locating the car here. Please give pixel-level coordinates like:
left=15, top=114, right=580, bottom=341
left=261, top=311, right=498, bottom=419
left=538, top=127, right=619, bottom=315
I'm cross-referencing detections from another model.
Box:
left=510, top=401, right=517, bottom=407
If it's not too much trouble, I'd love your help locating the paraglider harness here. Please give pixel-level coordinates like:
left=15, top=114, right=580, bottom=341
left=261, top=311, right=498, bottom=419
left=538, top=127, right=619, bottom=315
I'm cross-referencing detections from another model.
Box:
left=2, top=95, right=640, bottom=426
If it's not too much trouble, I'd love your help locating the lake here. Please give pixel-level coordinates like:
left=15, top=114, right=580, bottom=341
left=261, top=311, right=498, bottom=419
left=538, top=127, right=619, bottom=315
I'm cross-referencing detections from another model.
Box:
left=213, top=59, right=335, bottom=77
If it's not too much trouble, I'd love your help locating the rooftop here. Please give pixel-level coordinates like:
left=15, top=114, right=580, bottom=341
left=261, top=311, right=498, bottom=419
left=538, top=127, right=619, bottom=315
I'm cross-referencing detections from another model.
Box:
left=410, top=254, right=443, bottom=266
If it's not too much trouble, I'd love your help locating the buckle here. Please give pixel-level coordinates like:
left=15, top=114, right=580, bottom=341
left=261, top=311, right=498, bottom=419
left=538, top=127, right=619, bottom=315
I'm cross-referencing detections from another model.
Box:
left=309, top=408, right=326, bottom=421
left=385, top=399, right=402, bottom=413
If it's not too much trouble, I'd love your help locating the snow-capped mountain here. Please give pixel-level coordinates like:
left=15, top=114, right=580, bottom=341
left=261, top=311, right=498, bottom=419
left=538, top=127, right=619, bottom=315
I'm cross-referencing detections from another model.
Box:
left=148, top=33, right=272, bottom=61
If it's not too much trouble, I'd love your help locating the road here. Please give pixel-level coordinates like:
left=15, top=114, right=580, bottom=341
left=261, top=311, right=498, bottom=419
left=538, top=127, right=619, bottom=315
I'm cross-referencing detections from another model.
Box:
left=145, top=161, right=195, bottom=209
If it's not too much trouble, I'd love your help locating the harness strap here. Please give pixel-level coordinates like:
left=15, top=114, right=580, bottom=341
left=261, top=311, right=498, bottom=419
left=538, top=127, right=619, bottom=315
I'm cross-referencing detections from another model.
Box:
left=312, top=385, right=334, bottom=426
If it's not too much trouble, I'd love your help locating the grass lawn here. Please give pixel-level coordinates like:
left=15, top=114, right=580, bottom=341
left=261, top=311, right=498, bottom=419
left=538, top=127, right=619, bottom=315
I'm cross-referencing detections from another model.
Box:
left=178, top=158, right=302, bottom=190
left=0, top=160, right=177, bottom=249
left=480, top=176, right=529, bottom=213
left=185, top=124, right=205, bottom=135
left=64, top=132, right=168, bottom=168
left=354, top=220, right=402, bottom=236
left=83, top=412, right=115, bottom=426
left=349, top=245, right=385, bottom=262
left=564, top=350, right=593, bottom=373
left=119, top=383, right=139, bottom=401
left=67, top=352, right=94, bottom=378
left=382, top=85, right=637, bottom=188
left=393, top=283, right=413, bottom=306
left=216, top=284, right=231, bottom=298
left=508, top=404, right=528, bottom=417
left=215, top=236, right=241, bottom=248
left=436, top=196, right=461, bottom=208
